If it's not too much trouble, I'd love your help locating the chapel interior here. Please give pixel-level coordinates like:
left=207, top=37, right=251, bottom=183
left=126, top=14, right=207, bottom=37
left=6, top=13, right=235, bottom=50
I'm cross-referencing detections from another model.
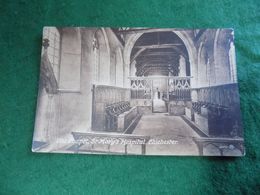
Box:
left=33, top=27, right=244, bottom=156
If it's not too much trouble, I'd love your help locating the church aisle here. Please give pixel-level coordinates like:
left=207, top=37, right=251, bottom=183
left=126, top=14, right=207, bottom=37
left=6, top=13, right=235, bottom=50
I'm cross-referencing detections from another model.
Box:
left=153, top=99, right=167, bottom=113
left=131, top=113, right=200, bottom=155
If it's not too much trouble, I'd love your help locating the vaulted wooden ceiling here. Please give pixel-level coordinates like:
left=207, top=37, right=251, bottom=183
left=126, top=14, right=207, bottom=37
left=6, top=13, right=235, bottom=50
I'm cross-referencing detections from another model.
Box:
left=130, top=31, right=189, bottom=76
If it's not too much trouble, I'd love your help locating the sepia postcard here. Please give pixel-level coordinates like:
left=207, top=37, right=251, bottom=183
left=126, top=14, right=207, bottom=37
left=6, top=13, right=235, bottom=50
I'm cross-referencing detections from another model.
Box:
left=32, top=27, right=245, bottom=156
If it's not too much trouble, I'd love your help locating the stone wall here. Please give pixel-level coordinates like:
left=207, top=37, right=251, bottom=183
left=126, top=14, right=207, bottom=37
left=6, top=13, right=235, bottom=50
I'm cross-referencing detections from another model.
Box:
left=193, top=29, right=236, bottom=89
left=34, top=28, right=130, bottom=143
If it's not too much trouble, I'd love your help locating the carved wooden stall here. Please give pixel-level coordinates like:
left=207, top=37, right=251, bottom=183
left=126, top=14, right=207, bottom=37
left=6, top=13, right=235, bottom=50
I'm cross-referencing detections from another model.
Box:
left=92, top=85, right=130, bottom=131
left=186, top=83, right=243, bottom=137
left=92, top=85, right=140, bottom=132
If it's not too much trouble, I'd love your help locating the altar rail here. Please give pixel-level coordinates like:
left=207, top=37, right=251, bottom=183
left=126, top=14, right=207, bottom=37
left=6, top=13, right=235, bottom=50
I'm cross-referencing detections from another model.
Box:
left=69, top=132, right=150, bottom=155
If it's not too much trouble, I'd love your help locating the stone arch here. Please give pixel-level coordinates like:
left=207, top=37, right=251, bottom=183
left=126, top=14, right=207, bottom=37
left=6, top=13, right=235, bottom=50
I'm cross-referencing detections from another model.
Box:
left=59, top=27, right=82, bottom=90
left=123, top=30, right=197, bottom=86
left=197, top=41, right=210, bottom=87
left=116, top=48, right=125, bottom=87
left=115, top=47, right=124, bottom=87
left=228, top=38, right=237, bottom=82
left=213, top=29, right=233, bottom=85
left=93, top=28, right=111, bottom=84
left=173, top=31, right=197, bottom=83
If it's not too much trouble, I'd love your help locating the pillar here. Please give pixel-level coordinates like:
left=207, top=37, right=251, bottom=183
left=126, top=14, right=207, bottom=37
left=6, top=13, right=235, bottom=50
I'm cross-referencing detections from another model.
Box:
left=179, top=55, right=186, bottom=77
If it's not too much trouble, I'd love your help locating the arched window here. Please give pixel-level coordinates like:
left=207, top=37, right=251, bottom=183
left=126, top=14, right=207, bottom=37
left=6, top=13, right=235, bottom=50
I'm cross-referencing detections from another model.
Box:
left=92, top=28, right=111, bottom=85
left=115, top=48, right=124, bottom=87
left=198, top=42, right=210, bottom=87
left=229, top=40, right=237, bottom=83
left=93, top=32, right=100, bottom=83
left=43, top=27, right=60, bottom=80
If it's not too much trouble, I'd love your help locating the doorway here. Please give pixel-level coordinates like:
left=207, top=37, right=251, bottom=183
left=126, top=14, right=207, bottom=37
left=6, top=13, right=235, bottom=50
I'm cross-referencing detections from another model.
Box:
left=152, top=78, right=167, bottom=113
